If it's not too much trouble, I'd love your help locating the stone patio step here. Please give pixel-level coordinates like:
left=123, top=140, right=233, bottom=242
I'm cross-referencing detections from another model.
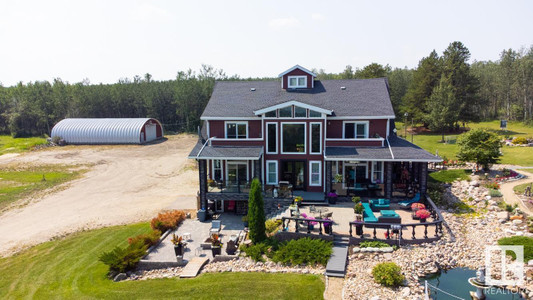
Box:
left=180, top=257, right=209, bottom=278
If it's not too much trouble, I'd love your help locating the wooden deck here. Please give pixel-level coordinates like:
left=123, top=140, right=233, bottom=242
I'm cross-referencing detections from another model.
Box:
left=180, top=257, right=209, bottom=278
left=325, top=235, right=349, bottom=277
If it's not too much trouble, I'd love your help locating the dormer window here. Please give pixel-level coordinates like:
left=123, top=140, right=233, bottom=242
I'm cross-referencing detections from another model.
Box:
left=288, top=76, right=307, bottom=88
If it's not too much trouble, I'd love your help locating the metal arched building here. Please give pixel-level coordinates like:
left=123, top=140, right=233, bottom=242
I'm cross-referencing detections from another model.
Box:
left=51, top=118, right=164, bottom=144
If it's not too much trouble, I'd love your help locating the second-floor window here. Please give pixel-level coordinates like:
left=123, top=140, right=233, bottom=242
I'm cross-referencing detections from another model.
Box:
left=226, top=122, right=247, bottom=139
left=288, top=76, right=307, bottom=88
left=343, top=121, right=368, bottom=139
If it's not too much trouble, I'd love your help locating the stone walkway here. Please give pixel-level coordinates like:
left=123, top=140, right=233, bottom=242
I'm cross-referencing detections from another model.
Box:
left=143, top=214, right=244, bottom=263
left=500, top=170, right=533, bottom=215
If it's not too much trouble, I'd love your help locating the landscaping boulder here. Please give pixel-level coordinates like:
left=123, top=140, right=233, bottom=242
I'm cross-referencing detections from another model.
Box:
left=113, top=273, right=127, bottom=282
left=496, top=211, right=509, bottom=221
left=470, top=180, right=480, bottom=187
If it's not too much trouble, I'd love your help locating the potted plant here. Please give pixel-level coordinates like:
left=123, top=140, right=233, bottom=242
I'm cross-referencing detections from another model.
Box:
left=334, top=173, right=343, bottom=183
left=306, top=216, right=317, bottom=230
left=294, top=196, right=303, bottom=207
left=242, top=215, right=249, bottom=227
left=327, top=190, right=338, bottom=204
left=171, top=234, right=185, bottom=256
left=211, top=233, right=222, bottom=256
left=354, top=202, right=364, bottom=221
left=323, top=217, right=333, bottom=234
left=415, top=209, right=431, bottom=223
left=354, top=219, right=363, bottom=235
left=352, top=196, right=361, bottom=204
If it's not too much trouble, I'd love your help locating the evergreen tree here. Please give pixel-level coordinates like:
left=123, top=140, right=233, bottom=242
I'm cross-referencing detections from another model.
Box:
left=402, top=50, right=441, bottom=123
left=457, top=129, right=502, bottom=170
left=247, top=178, right=266, bottom=243
left=426, top=75, right=460, bottom=142
left=357, top=63, right=391, bottom=79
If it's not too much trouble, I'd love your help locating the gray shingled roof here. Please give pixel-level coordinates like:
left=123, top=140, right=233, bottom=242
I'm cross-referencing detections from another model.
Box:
left=188, top=143, right=263, bottom=160
left=201, top=78, right=394, bottom=118
left=325, top=137, right=441, bottom=162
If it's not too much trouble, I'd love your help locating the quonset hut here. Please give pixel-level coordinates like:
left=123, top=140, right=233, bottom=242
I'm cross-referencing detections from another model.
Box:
left=51, top=118, right=164, bottom=144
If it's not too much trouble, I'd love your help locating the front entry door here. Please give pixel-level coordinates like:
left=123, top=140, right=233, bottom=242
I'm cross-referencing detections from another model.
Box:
left=281, top=160, right=306, bottom=190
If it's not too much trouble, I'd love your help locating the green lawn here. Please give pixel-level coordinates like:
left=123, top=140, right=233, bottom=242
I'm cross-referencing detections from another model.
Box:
left=519, top=168, right=533, bottom=174
left=429, top=169, right=471, bottom=184
left=0, top=135, right=47, bottom=156
left=396, top=121, right=533, bottom=166
left=0, top=223, right=325, bottom=299
left=0, top=165, right=84, bottom=209
left=514, top=182, right=532, bottom=195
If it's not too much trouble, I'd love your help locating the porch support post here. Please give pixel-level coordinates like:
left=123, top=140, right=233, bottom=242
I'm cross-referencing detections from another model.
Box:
left=325, top=161, right=332, bottom=194
left=198, top=159, right=208, bottom=210
left=420, top=162, right=428, bottom=196
left=413, top=162, right=419, bottom=183
left=254, top=159, right=261, bottom=182
left=385, top=161, right=393, bottom=199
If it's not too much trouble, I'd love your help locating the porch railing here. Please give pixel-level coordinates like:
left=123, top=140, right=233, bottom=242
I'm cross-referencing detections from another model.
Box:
left=348, top=195, right=444, bottom=242
left=208, top=180, right=251, bottom=194
left=281, top=216, right=334, bottom=235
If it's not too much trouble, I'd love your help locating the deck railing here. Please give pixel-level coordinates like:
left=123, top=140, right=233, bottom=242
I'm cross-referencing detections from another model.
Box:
left=348, top=195, right=444, bottom=242
left=208, top=180, right=251, bottom=194
left=281, top=216, right=334, bottom=235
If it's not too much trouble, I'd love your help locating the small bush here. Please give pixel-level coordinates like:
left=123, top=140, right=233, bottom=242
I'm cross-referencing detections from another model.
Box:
left=240, top=238, right=280, bottom=262
left=489, top=189, right=503, bottom=197
left=484, top=182, right=500, bottom=190
left=372, top=262, right=405, bottom=287
left=150, top=210, right=186, bottom=232
left=99, top=242, right=147, bottom=273
left=128, top=230, right=161, bottom=248
left=498, top=236, right=533, bottom=261
left=427, top=182, right=444, bottom=206
left=272, top=238, right=332, bottom=266
left=359, top=241, right=390, bottom=248
left=265, top=219, right=282, bottom=234
left=512, top=137, right=528, bottom=145
left=498, top=201, right=517, bottom=212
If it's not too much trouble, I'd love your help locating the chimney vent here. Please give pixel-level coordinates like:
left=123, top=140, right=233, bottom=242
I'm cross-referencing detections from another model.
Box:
left=341, top=86, right=346, bottom=90
left=250, top=88, right=256, bottom=91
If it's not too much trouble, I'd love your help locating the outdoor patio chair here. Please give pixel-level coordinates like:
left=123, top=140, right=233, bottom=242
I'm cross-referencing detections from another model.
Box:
left=398, top=193, right=421, bottom=209
left=226, top=239, right=237, bottom=255
left=210, top=220, right=221, bottom=235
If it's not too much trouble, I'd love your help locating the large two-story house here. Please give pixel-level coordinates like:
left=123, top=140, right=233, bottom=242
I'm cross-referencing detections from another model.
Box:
left=189, top=65, right=440, bottom=214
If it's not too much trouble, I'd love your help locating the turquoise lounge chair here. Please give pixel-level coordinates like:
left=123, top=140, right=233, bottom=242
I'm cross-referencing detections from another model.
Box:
left=398, top=193, right=421, bottom=209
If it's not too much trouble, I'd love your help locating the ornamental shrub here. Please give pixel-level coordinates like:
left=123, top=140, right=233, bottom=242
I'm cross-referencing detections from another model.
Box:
left=99, top=242, right=147, bottom=273
left=272, top=238, right=333, bottom=266
left=372, top=262, right=405, bottom=287
left=128, top=230, right=161, bottom=248
left=248, top=179, right=267, bottom=243
left=512, top=136, right=528, bottom=145
left=265, top=219, right=282, bottom=234
left=359, top=241, right=391, bottom=248
left=489, top=189, right=503, bottom=197
left=150, top=210, right=186, bottom=232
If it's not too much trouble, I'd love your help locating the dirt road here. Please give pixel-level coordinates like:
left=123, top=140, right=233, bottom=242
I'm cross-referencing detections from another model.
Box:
left=0, top=134, right=199, bottom=257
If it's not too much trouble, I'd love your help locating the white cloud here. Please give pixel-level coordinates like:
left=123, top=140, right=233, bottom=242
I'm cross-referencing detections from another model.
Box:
left=268, top=17, right=300, bottom=30
left=311, top=13, right=325, bottom=21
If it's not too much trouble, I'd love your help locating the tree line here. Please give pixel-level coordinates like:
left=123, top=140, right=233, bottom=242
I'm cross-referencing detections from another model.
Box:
left=1, top=41, right=532, bottom=138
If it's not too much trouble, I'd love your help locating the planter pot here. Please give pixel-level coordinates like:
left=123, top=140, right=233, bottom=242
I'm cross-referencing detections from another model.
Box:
left=211, top=246, right=221, bottom=256
left=174, top=244, right=184, bottom=256
left=243, top=221, right=249, bottom=227
left=355, top=224, right=363, bottom=236
left=420, top=218, right=427, bottom=223
left=354, top=213, right=363, bottom=221
left=309, top=224, right=314, bottom=230
left=324, top=226, right=332, bottom=234
left=328, top=196, right=337, bottom=204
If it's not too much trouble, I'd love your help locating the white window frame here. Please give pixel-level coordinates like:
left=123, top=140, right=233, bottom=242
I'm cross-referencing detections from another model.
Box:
left=224, top=121, right=248, bottom=139
left=212, top=159, right=222, bottom=181
left=266, top=160, right=278, bottom=185
left=371, top=161, right=384, bottom=183
left=266, top=122, right=278, bottom=154
left=343, top=162, right=368, bottom=189
left=287, top=76, right=307, bottom=88
left=309, top=160, right=322, bottom=186
left=342, top=121, right=369, bottom=139
left=309, top=122, right=322, bottom=154
left=226, top=160, right=249, bottom=183
left=280, top=122, right=307, bottom=155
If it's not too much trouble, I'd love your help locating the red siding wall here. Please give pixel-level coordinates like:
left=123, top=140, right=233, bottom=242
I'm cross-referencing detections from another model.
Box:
left=282, top=69, right=313, bottom=89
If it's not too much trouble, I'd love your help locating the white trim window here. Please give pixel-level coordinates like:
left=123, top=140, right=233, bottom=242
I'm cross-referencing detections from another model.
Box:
left=225, top=121, right=247, bottom=139
left=371, top=161, right=384, bottom=184
left=343, top=121, right=369, bottom=139
left=310, top=122, right=322, bottom=154
left=226, top=161, right=249, bottom=184
left=266, top=160, right=278, bottom=185
left=212, top=159, right=222, bottom=181
left=281, top=122, right=306, bottom=154
left=294, top=106, right=307, bottom=118
left=266, top=123, right=278, bottom=154
left=309, top=161, right=322, bottom=186
left=288, top=76, right=307, bottom=88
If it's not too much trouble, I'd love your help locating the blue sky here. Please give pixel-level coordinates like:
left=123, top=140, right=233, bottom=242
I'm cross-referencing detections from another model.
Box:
left=1, top=0, right=532, bottom=86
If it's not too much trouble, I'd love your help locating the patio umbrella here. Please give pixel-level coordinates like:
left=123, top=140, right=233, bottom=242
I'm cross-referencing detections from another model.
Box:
left=411, top=203, right=426, bottom=210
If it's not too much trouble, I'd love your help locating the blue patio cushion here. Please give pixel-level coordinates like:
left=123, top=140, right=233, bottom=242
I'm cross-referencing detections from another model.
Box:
left=378, top=199, right=385, bottom=205
left=362, top=203, right=378, bottom=222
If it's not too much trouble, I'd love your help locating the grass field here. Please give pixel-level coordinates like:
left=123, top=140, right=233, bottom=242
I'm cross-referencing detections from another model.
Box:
left=0, top=135, right=47, bottom=156
left=0, top=223, right=325, bottom=299
left=520, top=168, right=533, bottom=174
left=514, top=182, right=532, bottom=195
left=397, top=121, right=533, bottom=166
left=429, top=169, right=471, bottom=184
left=0, top=165, right=84, bottom=209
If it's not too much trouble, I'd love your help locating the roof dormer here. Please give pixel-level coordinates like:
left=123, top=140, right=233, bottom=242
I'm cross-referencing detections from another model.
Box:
left=278, top=65, right=316, bottom=90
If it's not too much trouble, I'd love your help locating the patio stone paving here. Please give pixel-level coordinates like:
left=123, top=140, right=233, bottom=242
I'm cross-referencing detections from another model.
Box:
left=143, top=214, right=244, bottom=263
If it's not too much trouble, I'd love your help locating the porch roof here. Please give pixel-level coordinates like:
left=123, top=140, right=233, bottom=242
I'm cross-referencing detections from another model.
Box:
left=188, top=142, right=263, bottom=160
left=325, top=136, right=441, bottom=162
